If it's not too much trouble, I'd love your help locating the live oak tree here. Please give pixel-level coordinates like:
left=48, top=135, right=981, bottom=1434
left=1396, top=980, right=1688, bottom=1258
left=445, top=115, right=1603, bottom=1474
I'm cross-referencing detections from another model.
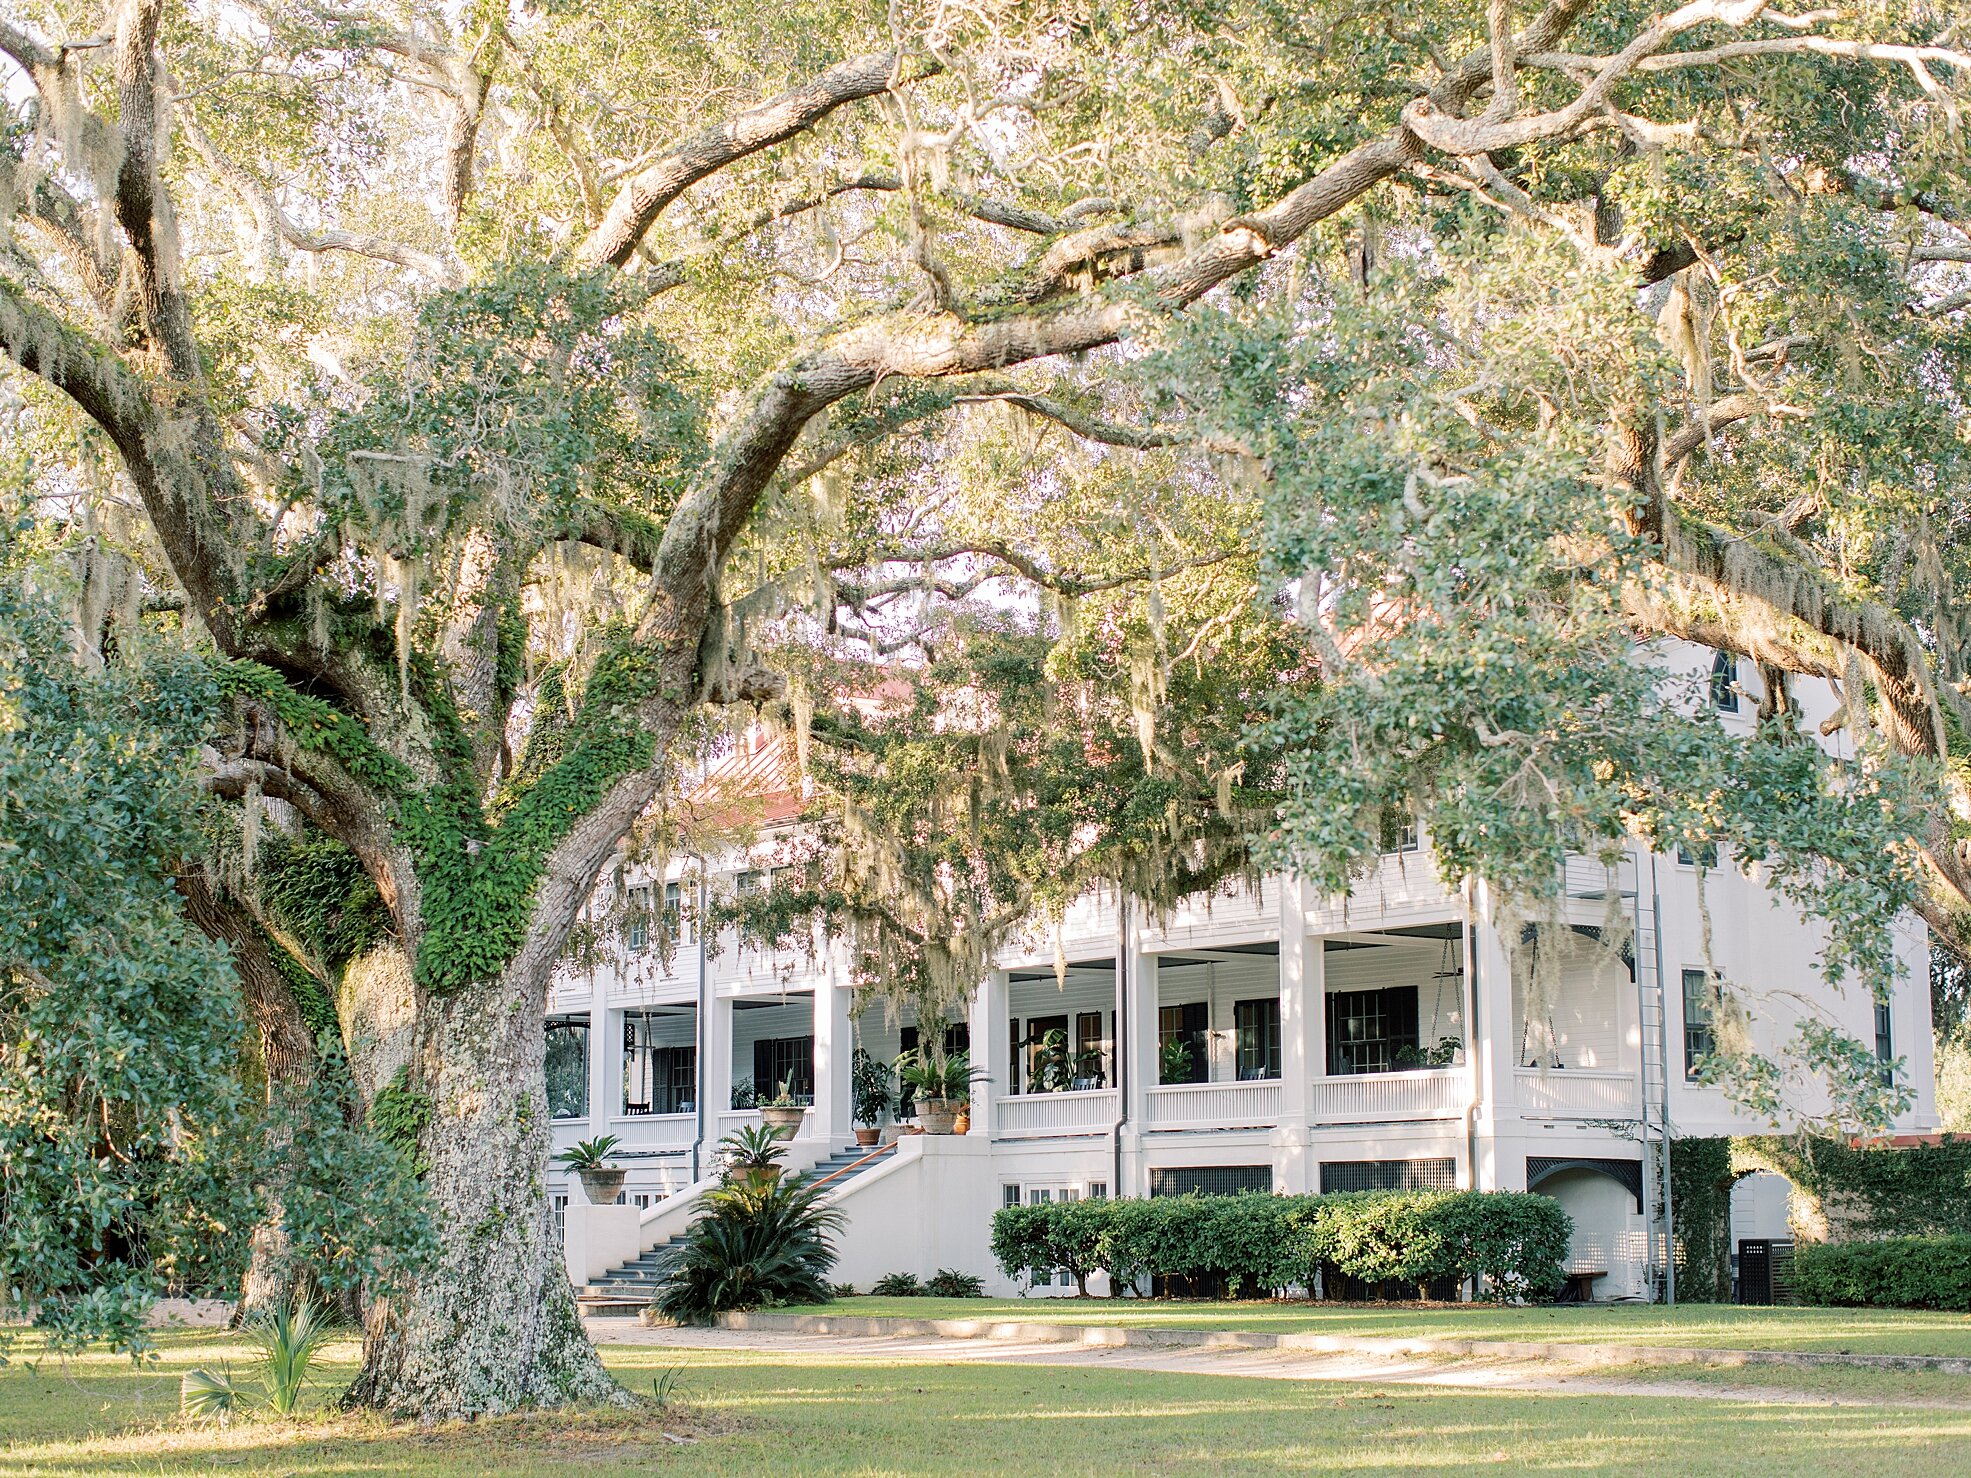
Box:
left=2, top=0, right=1968, bottom=1416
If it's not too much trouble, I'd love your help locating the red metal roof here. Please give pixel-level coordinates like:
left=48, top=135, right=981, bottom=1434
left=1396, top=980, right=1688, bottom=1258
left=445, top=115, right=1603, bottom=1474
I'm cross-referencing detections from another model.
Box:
left=689, top=724, right=803, bottom=829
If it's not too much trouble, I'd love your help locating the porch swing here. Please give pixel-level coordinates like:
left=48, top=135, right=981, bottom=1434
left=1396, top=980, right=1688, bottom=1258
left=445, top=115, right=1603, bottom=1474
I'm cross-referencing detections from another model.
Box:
left=1397, top=934, right=1465, bottom=1069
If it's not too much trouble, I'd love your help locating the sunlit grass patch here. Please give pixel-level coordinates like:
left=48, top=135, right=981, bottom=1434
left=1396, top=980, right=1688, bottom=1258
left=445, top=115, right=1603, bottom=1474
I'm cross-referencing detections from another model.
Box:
left=3, top=1328, right=1969, bottom=1476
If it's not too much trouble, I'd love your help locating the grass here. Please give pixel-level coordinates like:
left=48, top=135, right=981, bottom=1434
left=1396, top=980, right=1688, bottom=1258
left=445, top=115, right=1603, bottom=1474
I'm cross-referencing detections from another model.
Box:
left=1599, top=1360, right=1971, bottom=1407
left=1, top=1330, right=1969, bottom=1476
left=784, top=1296, right=1971, bottom=1356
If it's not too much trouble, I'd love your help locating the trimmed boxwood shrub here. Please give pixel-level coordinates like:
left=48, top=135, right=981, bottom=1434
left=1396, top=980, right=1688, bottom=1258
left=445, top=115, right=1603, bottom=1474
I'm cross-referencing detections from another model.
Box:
left=990, top=1190, right=1570, bottom=1301
left=1793, top=1236, right=1971, bottom=1311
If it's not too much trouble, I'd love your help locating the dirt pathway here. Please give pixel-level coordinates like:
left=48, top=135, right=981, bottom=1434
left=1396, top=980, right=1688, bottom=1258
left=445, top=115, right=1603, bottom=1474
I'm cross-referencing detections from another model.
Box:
left=596, top=1322, right=1971, bottom=1408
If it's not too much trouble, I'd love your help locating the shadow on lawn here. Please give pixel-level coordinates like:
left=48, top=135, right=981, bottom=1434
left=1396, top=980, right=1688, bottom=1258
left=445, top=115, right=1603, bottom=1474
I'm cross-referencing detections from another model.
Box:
left=4, top=1332, right=1971, bottom=1476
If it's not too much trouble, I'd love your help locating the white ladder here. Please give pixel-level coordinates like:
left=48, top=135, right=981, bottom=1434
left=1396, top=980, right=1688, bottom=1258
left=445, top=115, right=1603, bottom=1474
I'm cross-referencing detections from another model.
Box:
left=1628, top=850, right=1676, bottom=1302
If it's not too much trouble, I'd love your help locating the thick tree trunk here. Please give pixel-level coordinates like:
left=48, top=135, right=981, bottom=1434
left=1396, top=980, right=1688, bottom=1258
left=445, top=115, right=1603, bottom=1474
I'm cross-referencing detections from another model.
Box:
left=342, top=951, right=622, bottom=1417
left=175, top=870, right=325, bottom=1318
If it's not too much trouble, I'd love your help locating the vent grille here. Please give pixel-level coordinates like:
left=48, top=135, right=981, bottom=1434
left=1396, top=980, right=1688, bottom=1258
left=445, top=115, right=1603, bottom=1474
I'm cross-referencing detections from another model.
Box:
left=1318, top=1158, right=1458, bottom=1193
left=1148, top=1165, right=1273, bottom=1197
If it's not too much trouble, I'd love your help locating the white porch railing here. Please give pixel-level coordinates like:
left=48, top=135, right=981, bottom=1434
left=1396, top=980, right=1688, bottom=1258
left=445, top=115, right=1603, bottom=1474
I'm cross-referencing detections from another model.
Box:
left=1514, top=1068, right=1638, bottom=1118
left=1310, top=1069, right=1467, bottom=1122
left=606, top=1111, right=696, bottom=1146
left=995, top=1088, right=1118, bottom=1138
left=717, top=1109, right=763, bottom=1139
left=1142, top=1080, right=1281, bottom=1130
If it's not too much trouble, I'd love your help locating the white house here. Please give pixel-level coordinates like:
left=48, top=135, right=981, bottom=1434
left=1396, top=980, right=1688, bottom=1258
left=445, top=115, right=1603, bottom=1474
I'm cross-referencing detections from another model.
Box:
left=550, top=645, right=1940, bottom=1303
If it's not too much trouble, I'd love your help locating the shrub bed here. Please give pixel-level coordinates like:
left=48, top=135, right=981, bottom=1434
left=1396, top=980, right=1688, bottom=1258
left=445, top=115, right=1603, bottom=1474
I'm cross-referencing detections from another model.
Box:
left=1793, top=1236, right=1971, bottom=1311
left=990, top=1189, right=1570, bottom=1301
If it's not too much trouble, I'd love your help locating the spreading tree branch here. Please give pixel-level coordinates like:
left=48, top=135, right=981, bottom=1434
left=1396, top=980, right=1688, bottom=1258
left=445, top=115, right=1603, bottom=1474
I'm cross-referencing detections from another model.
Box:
left=177, top=106, right=457, bottom=281
left=577, top=50, right=910, bottom=268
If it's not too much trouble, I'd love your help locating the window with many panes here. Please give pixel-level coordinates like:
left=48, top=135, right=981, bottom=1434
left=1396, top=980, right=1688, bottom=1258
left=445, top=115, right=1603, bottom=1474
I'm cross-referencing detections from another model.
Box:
left=623, top=1010, right=696, bottom=1114
left=1378, top=806, right=1420, bottom=854
left=1074, top=1010, right=1109, bottom=1088
left=1158, top=1002, right=1209, bottom=1084
left=1017, top=1185, right=1084, bottom=1285
left=1682, top=968, right=1716, bottom=1079
left=752, top=1035, right=814, bottom=1102
left=626, top=885, right=651, bottom=952
left=1022, top=1013, right=1071, bottom=1093
left=545, top=1016, right=589, bottom=1118
left=1710, top=649, right=1740, bottom=712
left=1875, top=997, right=1894, bottom=1087
left=1325, top=986, right=1420, bottom=1075
left=1234, top=997, right=1281, bottom=1081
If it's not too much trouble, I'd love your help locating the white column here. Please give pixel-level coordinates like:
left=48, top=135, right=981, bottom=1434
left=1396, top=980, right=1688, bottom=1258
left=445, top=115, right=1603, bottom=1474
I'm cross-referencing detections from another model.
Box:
left=1275, top=876, right=1318, bottom=1193
left=969, top=970, right=1008, bottom=1140
left=588, top=976, right=615, bottom=1128
left=1121, top=906, right=1158, bottom=1195
left=1469, top=880, right=1518, bottom=1192
left=702, top=994, right=734, bottom=1146
left=811, top=980, right=853, bottom=1144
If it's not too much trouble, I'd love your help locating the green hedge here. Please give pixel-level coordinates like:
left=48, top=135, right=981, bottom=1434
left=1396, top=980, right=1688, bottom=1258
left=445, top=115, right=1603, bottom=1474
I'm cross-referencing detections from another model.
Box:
left=990, top=1190, right=1571, bottom=1301
left=1738, top=1135, right=1971, bottom=1240
left=1793, top=1237, right=1971, bottom=1311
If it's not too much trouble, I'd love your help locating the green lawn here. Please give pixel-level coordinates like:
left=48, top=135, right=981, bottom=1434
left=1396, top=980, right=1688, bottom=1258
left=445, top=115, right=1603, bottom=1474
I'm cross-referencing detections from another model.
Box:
left=785, top=1297, right=1971, bottom=1356
left=2, top=1331, right=1969, bottom=1476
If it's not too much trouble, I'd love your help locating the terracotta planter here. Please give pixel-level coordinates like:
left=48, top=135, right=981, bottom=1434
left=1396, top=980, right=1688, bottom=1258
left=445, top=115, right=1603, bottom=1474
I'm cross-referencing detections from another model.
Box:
left=760, top=1105, right=807, bottom=1139
left=952, top=1107, right=971, bottom=1135
left=917, top=1098, right=960, bottom=1135
left=577, top=1167, right=627, bottom=1205
left=853, top=1126, right=881, bottom=1147
left=734, top=1165, right=782, bottom=1194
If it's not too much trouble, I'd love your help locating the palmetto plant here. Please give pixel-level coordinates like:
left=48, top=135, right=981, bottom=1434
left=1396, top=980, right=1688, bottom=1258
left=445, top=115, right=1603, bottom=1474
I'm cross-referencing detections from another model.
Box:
left=894, top=1048, right=986, bottom=1103
left=253, top=1299, right=334, bottom=1415
left=717, top=1122, right=789, bottom=1173
left=554, top=1134, right=624, bottom=1171
left=180, top=1365, right=250, bottom=1421
left=655, top=1176, right=843, bottom=1322
left=180, top=1300, right=334, bottom=1420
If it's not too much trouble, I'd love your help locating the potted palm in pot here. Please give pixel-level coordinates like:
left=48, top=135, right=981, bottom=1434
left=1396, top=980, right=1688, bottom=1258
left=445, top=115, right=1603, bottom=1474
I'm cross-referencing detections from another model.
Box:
left=717, top=1122, right=789, bottom=1193
left=851, top=1048, right=893, bottom=1147
left=896, top=1048, right=985, bottom=1135
left=556, top=1134, right=627, bottom=1205
left=758, top=1080, right=809, bottom=1138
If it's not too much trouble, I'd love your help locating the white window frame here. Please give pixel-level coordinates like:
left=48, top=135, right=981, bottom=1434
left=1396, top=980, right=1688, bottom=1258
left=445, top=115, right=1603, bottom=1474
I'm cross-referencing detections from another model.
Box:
left=626, top=884, right=651, bottom=952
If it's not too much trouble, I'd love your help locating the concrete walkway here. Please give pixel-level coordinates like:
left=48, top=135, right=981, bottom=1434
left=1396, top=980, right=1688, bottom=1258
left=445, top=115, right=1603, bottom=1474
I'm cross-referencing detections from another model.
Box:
left=591, top=1321, right=1971, bottom=1409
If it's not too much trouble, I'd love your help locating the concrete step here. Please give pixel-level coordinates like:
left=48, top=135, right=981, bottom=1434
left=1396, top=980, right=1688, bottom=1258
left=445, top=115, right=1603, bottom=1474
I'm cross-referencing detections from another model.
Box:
left=590, top=1145, right=898, bottom=1289
left=796, top=1144, right=896, bottom=1187
left=575, top=1293, right=649, bottom=1318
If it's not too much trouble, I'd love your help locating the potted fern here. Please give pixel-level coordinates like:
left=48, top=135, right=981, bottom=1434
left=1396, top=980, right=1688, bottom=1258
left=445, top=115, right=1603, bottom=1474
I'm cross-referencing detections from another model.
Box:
left=556, top=1134, right=627, bottom=1205
left=851, top=1048, right=893, bottom=1147
left=758, top=1081, right=808, bottom=1138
